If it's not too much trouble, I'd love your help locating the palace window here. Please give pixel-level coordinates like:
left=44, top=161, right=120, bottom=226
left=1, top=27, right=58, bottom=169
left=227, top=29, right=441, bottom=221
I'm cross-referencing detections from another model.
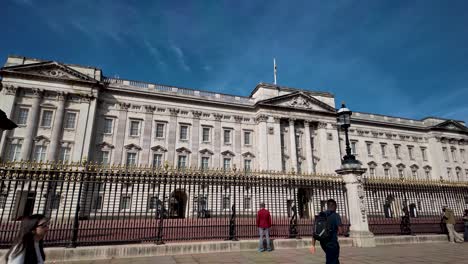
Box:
left=178, top=155, right=187, bottom=168
left=244, top=159, right=252, bottom=172
left=421, top=147, right=427, bottom=161
left=104, top=118, right=114, bottom=134
left=366, top=142, right=373, bottom=156
left=153, top=154, right=162, bottom=167
left=155, top=123, right=165, bottom=138
left=451, top=148, right=457, bottom=162
left=394, top=145, right=401, bottom=159
left=100, top=151, right=110, bottom=165
left=443, top=147, right=449, bottom=161
left=7, top=142, right=22, bottom=161
left=380, top=143, right=387, bottom=158
left=92, top=195, right=103, bottom=211
left=40, top=110, right=54, bottom=127
left=34, top=145, right=47, bottom=161
left=223, top=129, right=232, bottom=144
left=408, top=146, right=414, bottom=160
left=126, top=152, right=137, bottom=166
left=59, top=147, right=71, bottom=162
left=119, top=196, right=131, bottom=210
left=243, top=197, right=252, bottom=210
left=244, top=131, right=252, bottom=145
left=64, top=112, right=77, bottom=129
left=447, top=168, right=452, bottom=179
left=223, top=158, right=231, bottom=171
left=129, top=120, right=140, bottom=136
left=201, top=157, right=209, bottom=170
left=202, top=127, right=211, bottom=142
left=461, top=149, right=466, bottom=163
left=222, top=195, right=231, bottom=210
left=350, top=141, right=357, bottom=155
left=456, top=167, right=461, bottom=181
left=180, top=125, right=189, bottom=140
left=17, top=108, right=29, bottom=125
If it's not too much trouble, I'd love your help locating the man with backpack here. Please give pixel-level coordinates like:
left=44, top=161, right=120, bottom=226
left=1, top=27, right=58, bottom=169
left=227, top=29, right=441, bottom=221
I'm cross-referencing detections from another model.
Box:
left=311, top=199, right=342, bottom=264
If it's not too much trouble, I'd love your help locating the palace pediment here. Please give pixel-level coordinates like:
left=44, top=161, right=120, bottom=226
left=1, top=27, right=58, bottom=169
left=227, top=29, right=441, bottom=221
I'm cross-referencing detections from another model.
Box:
left=256, top=91, right=336, bottom=113
left=1, top=61, right=98, bottom=83
left=432, top=120, right=468, bottom=132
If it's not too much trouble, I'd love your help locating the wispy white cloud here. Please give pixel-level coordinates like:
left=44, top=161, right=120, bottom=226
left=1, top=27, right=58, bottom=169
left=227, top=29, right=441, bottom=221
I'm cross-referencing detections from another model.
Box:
left=144, top=40, right=167, bottom=70
left=170, top=43, right=190, bottom=72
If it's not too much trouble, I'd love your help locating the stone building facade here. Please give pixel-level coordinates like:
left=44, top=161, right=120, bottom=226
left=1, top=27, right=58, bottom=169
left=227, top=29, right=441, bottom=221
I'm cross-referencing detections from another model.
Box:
left=1, top=55, right=468, bottom=221
left=1, top=55, right=467, bottom=180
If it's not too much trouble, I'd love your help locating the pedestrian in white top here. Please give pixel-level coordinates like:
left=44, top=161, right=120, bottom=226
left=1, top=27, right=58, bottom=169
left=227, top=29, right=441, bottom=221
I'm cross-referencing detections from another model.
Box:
left=4, top=214, right=49, bottom=264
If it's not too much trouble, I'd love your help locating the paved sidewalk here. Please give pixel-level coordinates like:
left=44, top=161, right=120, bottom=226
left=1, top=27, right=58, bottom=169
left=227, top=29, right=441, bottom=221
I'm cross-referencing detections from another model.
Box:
left=69, top=243, right=468, bottom=264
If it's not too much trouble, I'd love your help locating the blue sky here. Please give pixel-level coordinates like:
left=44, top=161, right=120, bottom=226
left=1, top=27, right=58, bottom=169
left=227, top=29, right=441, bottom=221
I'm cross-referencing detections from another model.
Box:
left=2, top=0, right=468, bottom=124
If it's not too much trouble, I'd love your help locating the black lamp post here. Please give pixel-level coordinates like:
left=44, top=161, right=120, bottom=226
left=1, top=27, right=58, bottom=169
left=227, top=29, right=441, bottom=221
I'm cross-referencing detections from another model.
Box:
left=0, top=109, right=18, bottom=130
left=337, top=103, right=359, bottom=165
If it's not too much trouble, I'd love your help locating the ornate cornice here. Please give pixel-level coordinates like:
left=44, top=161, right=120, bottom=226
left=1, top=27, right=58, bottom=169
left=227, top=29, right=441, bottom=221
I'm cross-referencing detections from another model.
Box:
left=256, top=115, right=269, bottom=123
left=233, top=115, right=243, bottom=123
left=192, top=111, right=203, bottom=119
left=118, top=102, right=131, bottom=111
left=213, top=113, right=223, bottom=121
left=317, top=122, right=328, bottom=129
left=2, top=85, right=18, bottom=95
left=145, top=105, right=156, bottom=113
left=169, top=108, right=180, bottom=116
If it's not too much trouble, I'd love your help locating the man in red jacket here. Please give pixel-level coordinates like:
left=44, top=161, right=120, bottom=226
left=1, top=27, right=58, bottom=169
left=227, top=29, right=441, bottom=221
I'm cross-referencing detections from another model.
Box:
left=257, top=202, right=272, bottom=252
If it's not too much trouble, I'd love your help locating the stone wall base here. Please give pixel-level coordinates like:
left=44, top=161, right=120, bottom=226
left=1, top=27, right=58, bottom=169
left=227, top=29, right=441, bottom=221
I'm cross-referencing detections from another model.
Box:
left=0, top=235, right=449, bottom=263
left=349, top=231, right=376, bottom=247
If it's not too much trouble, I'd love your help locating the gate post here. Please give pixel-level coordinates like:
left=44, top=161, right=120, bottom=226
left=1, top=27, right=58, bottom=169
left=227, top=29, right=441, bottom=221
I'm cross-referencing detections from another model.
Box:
left=336, top=164, right=375, bottom=247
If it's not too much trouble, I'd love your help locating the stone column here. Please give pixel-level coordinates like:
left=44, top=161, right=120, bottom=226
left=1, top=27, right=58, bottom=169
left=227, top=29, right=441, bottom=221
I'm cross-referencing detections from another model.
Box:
left=336, top=164, right=375, bottom=247
left=304, top=120, right=314, bottom=174
left=256, top=115, right=269, bottom=171
left=190, top=111, right=202, bottom=167
left=21, top=89, right=43, bottom=161
left=113, top=102, right=130, bottom=164
left=268, top=116, right=283, bottom=171
left=141, top=105, right=155, bottom=166
left=289, top=118, right=297, bottom=172
left=213, top=113, right=223, bottom=168
left=234, top=115, right=243, bottom=168
left=76, top=94, right=98, bottom=163
left=0, top=85, right=18, bottom=158
left=47, top=92, right=66, bottom=161
left=166, top=108, right=179, bottom=167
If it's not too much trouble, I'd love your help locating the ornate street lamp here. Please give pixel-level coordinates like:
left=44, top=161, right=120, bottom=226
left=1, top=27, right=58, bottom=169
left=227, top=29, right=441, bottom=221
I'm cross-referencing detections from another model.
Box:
left=337, top=103, right=359, bottom=165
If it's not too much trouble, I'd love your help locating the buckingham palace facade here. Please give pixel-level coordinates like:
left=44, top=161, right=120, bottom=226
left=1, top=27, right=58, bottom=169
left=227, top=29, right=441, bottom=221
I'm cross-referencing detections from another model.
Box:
left=1, top=55, right=468, bottom=181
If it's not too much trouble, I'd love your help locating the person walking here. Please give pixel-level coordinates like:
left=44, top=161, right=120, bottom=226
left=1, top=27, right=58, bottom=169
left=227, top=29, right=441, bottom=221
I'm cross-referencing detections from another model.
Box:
left=4, top=214, right=50, bottom=264
left=463, top=209, right=468, bottom=242
left=256, top=202, right=272, bottom=252
left=311, top=199, right=342, bottom=264
left=442, top=206, right=464, bottom=243
left=400, top=206, right=413, bottom=235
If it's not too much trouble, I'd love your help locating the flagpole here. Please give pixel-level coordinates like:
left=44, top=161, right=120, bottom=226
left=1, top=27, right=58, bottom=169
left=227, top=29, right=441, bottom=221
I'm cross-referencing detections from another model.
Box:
left=274, top=58, right=277, bottom=85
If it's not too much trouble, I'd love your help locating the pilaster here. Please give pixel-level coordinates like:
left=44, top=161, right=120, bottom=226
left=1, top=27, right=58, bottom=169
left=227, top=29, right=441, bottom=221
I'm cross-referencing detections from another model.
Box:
left=20, top=88, right=43, bottom=161
left=47, top=92, right=67, bottom=161
left=191, top=111, right=202, bottom=167
left=113, top=102, right=130, bottom=164
left=256, top=115, right=269, bottom=170
left=141, top=105, right=155, bottom=165
left=289, top=118, right=297, bottom=172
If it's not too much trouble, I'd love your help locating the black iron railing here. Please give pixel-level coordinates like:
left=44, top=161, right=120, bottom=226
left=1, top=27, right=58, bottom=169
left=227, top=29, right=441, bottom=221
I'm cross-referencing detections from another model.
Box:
left=0, top=161, right=348, bottom=248
left=364, top=177, right=468, bottom=235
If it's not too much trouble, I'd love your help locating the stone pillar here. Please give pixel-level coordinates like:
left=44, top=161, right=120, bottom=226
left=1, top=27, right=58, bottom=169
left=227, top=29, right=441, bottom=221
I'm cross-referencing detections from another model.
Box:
left=256, top=115, right=269, bottom=171
left=21, top=89, right=43, bottom=161
left=268, top=116, right=283, bottom=171
left=113, top=102, right=130, bottom=164
left=289, top=118, right=297, bottom=172
left=336, top=164, right=375, bottom=247
left=80, top=94, right=98, bottom=163
left=141, top=105, right=155, bottom=165
left=213, top=113, right=222, bottom=168
left=166, top=108, right=179, bottom=167
left=233, top=116, right=243, bottom=168
left=304, top=120, right=314, bottom=174
left=47, top=92, right=66, bottom=161
left=191, top=111, right=202, bottom=167
left=0, top=85, right=18, bottom=158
